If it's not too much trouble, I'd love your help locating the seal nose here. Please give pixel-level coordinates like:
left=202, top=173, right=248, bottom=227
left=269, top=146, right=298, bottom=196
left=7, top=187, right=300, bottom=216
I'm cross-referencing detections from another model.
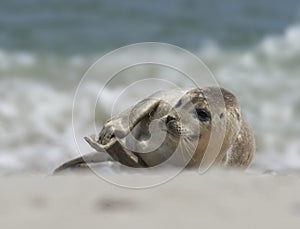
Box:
left=166, top=115, right=176, bottom=124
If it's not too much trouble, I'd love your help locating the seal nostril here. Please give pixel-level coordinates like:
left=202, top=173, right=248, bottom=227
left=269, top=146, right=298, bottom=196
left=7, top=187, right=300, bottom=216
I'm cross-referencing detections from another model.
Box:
left=166, top=115, right=176, bottom=124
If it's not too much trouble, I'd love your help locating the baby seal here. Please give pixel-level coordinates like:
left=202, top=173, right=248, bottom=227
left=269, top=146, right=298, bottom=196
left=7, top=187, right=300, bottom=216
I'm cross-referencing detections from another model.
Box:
left=54, top=87, right=255, bottom=173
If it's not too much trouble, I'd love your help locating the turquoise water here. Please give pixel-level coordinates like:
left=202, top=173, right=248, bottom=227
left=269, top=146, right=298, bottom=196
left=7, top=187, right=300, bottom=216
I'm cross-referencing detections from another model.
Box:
left=0, top=0, right=300, bottom=173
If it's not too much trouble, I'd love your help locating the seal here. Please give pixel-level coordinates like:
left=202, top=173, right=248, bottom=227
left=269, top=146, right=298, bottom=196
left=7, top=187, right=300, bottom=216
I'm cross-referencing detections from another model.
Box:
left=54, top=87, right=255, bottom=173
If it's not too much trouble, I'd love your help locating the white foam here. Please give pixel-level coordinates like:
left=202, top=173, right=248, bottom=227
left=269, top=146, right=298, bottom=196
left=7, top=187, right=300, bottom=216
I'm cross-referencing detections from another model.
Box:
left=0, top=78, right=81, bottom=173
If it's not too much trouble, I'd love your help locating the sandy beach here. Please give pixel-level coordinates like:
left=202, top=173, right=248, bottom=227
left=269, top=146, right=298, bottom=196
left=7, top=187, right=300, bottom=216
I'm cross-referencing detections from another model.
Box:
left=1, top=170, right=299, bottom=229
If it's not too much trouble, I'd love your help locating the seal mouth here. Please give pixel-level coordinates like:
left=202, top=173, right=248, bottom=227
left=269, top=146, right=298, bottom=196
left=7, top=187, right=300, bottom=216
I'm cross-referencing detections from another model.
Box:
left=165, top=122, right=200, bottom=143
left=159, top=116, right=194, bottom=141
left=167, top=122, right=196, bottom=143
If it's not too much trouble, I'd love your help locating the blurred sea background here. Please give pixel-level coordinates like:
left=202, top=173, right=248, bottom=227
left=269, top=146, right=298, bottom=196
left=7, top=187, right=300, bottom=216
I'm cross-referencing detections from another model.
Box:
left=0, top=0, right=300, bottom=174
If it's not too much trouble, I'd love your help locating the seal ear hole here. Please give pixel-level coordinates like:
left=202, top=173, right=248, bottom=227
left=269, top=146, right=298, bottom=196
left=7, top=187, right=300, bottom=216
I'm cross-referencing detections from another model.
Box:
left=220, top=113, right=224, bottom=119
left=195, top=108, right=211, bottom=122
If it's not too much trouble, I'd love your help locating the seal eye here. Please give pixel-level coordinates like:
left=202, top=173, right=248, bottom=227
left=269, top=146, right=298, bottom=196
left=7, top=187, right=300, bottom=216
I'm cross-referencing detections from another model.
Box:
left=195, top=108, right=211, bottom=122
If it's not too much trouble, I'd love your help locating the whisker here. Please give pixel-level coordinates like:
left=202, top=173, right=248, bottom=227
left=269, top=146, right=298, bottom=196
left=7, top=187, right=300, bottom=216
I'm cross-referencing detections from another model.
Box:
left=178, top=136, right=197, bottom=163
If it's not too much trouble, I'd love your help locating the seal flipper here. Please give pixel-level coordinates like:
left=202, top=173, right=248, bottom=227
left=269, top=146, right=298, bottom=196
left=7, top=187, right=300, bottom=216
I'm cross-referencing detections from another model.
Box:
left=98, top=98, right=161, bottom=145
left=53, top=151, right=112, bottom=174
left=85, top=135, right=148, bottom=168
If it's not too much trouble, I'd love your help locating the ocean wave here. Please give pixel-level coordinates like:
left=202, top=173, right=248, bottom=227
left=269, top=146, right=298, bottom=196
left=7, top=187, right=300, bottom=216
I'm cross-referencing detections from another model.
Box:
left=0, top=78, right=107, bottom=174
